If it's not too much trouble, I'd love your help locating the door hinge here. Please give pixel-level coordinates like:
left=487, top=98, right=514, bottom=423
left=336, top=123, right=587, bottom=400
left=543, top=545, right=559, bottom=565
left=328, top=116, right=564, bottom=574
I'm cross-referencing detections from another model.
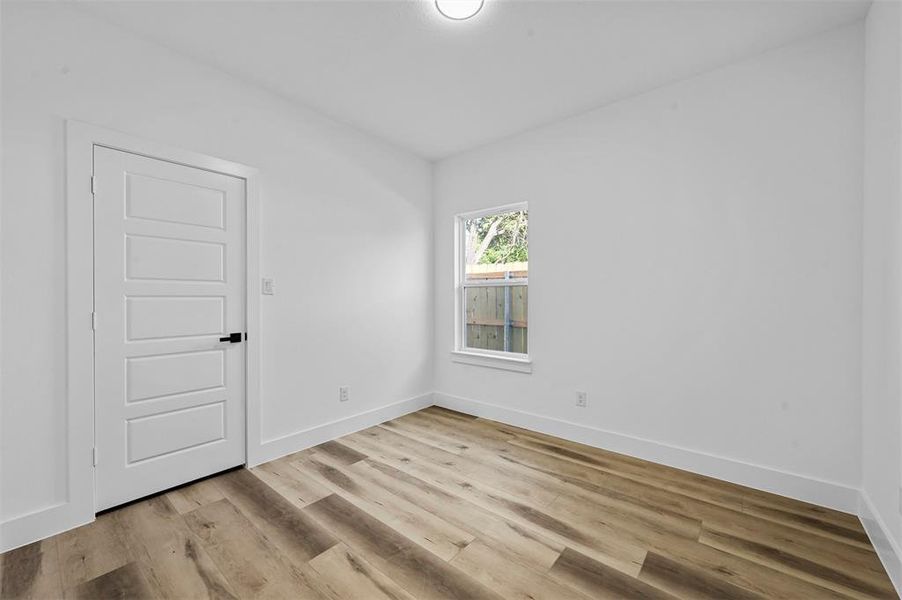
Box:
left=93, top=447, right=98, bottom=466
left=91, top=176, right=97, bottom=195
left=91, top=311, right=97, bottom=331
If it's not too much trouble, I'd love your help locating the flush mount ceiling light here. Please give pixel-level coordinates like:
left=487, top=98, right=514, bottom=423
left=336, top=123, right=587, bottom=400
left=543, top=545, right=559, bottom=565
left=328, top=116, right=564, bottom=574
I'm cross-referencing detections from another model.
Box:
left=435, top=0, right=484, bottom=20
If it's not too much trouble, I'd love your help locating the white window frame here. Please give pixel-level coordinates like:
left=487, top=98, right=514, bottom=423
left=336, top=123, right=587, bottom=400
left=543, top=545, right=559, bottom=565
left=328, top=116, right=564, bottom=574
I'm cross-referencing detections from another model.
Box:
left=452, top=202, right=531, bottom=373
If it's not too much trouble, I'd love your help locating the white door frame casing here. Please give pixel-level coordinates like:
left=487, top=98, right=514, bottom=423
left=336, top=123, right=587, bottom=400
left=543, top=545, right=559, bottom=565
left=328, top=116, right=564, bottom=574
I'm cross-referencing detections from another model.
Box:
left=0, top=121, right=261, bottom=552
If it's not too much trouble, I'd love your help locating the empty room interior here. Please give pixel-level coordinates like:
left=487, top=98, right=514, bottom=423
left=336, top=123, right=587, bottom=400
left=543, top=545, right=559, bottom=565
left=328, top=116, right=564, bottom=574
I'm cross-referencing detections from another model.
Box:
left=3, top=0, right=902, bottom=597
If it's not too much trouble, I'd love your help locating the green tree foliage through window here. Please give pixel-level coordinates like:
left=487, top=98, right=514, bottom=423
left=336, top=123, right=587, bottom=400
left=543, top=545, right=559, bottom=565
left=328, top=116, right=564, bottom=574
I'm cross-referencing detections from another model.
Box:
left=465, top=210, right=528, bottom=265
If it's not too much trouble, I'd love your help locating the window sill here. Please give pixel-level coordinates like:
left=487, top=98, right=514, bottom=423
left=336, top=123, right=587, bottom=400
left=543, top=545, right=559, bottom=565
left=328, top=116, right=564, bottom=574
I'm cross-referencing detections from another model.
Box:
left=450, top=350, right=532, bottom=374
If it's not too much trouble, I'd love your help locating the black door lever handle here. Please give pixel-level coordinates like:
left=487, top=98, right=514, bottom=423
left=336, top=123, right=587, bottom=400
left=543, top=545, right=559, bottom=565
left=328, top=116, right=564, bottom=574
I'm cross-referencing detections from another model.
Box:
left=220, top=332, right=243, bottom=343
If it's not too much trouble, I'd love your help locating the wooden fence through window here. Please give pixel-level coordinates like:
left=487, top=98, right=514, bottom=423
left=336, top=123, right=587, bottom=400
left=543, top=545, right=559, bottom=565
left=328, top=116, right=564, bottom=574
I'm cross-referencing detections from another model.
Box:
left=465, top=264, right=528, bottom=354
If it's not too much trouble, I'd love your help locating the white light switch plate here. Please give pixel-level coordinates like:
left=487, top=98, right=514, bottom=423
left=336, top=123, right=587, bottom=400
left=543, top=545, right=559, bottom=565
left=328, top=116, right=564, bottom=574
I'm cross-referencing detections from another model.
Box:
left=261, top=278, right=274, bottom=295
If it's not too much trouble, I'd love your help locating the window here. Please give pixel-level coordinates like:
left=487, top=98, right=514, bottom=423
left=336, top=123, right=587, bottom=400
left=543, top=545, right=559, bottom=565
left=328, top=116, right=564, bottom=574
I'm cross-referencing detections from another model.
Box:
left=454, top=204, right=530, bottom=372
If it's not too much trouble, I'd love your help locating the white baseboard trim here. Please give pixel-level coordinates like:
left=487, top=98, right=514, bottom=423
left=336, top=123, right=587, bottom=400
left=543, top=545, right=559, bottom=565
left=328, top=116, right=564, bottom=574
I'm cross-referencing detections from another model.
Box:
left=1, top=501, right=93, bottom=554
left=433, top=392, right=860, bottom=514
left=249, top=392, right=434, bottom=467
left=859, top=491, right=902, bottom=596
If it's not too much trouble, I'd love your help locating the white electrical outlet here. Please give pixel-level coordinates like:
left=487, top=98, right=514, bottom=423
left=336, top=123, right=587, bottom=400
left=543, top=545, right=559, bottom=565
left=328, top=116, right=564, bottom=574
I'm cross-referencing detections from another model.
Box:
left=576, top=391, right=588, bottom=408
left=261, top=278, right=274, bottom=295
left=339, top=386, right=350, bottom=402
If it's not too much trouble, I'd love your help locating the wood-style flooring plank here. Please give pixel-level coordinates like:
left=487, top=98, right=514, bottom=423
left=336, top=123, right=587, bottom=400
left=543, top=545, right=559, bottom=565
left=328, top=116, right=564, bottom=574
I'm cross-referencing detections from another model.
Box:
left=698, top=527, right=896, bottom=599
left=304, top=493, right=503, bottom=600
left=356, top=426, right=652, bottom=570
left=648, top=541, right=854, bottom=600
left=340, top=428, right=648, bottom=576
left=391, top=413, right=705, bottom=541
left=739, top=491, right=866, bottom=533
left=487, top=416, right=864, bottom=537
left=212, top=468, right=338, bottom=564
left=250, top=456, right=332, bottom=508
left=698, top=516, right=891, bottom=587
left=382, top=416, right=477, bottom=455
left=312, top=440, right=368, bottom=465
left=293, top=454, right=475, bottom=561
left=499, top=443, right=886, bottom=579
left=0, top=539, right=63, bottom=600
left=370, top=423, right=562, bottom=507
left=396, top=418, right=702, bottom=553
left=308, top=543, right=416, bottom=600
left=351, top=458, right=567, bottom=571
left=549, top=547, right=678, bottom=600
left=739, top=501, right=873, bottom=550
left=450, top=539, right=592, bottom=600
left=166, top=478, right=225, bottom=515
left=509, top=431, right=750, bottom=511
left=57, top=511, right=134, bottom=589
left=113, top=495, right=238, bottom=600
left=65, top=562, right=158, bottom=600
left=499, top=426, right=872, bottom=553
left=639, top=552, right=767, bottom=600
left=183, top=498, right=328, bottom=599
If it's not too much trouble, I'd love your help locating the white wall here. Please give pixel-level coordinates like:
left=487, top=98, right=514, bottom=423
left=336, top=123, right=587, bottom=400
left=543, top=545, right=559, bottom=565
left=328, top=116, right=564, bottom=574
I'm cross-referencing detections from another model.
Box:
left=434, top=24, right=865, bottom=507
left=0, top=1, right=432, bottom=541
left=861, top=0, right=902, bottom=588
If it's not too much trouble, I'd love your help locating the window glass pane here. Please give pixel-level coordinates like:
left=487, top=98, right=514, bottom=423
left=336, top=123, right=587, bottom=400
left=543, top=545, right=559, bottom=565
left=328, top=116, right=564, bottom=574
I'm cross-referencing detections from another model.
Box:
left=464, top=209, right=527, bottom=282
left=464, top=285, right=527, bottom=354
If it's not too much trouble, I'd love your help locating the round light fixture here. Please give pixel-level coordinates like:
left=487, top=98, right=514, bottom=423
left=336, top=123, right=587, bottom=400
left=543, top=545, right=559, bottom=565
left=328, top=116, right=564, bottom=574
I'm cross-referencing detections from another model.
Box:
left=435, top=0, right=484, bottom=20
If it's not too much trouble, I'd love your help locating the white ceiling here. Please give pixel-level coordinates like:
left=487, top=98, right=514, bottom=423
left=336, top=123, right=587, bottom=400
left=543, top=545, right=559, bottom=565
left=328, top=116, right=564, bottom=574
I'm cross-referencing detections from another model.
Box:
left=78, top=0, right=870, bottom=159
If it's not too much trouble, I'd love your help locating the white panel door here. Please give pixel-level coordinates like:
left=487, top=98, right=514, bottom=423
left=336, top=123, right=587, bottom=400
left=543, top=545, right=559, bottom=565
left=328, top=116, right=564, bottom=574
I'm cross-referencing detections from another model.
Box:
left=93, top=146, right=246, bottom=511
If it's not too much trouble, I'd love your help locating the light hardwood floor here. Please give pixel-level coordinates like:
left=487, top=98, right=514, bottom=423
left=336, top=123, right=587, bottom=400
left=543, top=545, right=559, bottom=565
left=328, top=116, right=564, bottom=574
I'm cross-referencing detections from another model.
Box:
left=1, top=406, right=896, bottom=599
